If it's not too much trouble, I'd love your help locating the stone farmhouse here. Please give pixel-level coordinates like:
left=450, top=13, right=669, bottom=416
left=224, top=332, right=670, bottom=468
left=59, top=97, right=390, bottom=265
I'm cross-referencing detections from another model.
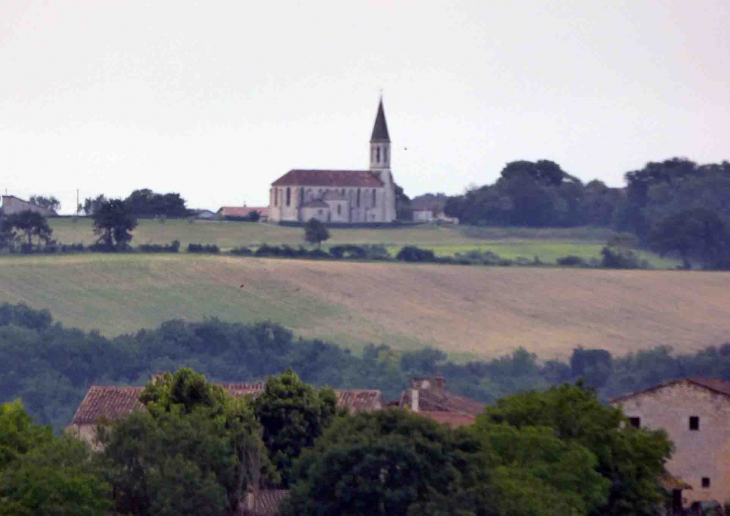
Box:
left=611, top=377, right=730, bottom=509
left=1, top=195, right=57, bottom=216
left=393, top=376, right=483, bottom=428
left=268, top=99, right=397, bottom=224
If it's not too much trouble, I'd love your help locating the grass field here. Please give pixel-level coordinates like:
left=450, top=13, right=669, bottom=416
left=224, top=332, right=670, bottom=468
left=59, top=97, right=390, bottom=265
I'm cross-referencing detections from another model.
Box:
left=48, top=218, right=677, bottom=267
left=1, top=254, right=727, bottom=361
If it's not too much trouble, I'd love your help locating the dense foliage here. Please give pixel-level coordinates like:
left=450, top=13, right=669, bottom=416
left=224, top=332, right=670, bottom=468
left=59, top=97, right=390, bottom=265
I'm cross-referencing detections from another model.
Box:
left=93, top=198, right=139, bottom=249
left=303, top=218, right=330, bottom=246
left=124, top=189, right=189, bottom=218
left=1, top=302, right=730, bottom=438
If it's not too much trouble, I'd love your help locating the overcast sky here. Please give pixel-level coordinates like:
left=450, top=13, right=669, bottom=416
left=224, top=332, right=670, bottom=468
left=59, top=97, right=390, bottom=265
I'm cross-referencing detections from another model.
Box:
left=1, top=0, right=728, bottom=213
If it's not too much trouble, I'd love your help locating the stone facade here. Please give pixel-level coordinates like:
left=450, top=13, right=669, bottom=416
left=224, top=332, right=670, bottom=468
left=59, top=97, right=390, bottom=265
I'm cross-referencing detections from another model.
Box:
left=612, top=378, right=730, bottom=505
left=268, top=100, right=397, bottom=224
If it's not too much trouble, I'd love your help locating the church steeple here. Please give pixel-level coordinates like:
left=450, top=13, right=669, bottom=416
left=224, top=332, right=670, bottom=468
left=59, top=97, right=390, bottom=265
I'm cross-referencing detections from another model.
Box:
left=370, top=98, right=391, bottom=169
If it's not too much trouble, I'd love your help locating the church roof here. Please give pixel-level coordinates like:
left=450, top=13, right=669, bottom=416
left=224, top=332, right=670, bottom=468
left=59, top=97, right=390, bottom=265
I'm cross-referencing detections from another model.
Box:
left=370, top=99, right=390, bottom=142
left=272, top=169, right=384, bottom=188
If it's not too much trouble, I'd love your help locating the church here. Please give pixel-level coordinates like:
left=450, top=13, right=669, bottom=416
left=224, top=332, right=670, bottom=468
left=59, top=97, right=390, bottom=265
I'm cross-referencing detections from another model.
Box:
left=268, top=100, right=397, bottom=224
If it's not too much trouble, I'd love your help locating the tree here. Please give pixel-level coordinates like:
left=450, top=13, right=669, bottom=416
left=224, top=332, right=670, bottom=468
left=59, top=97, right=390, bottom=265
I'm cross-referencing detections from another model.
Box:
left=0, top=400, right=111, bottom=516
left=650, top=208, right=730, bottom=269
left=303, top=218, right=330, bottom=246
left=82, top=195, right=106, bottom=216
left=6, top=211, right=53, bottom=249
left=478, top=383, right=673, bottom=516
left=249, top=210, right=261, bottom=222
left=97, top=368, right=274, bottom=516
left=92, top=198, right=138, bottom=249
left=124, top=189, right=188, bottom=218
left=253, top=369, right=338, bottom=487
left=28, top=195, right=60, bottom=212
left=281, top=409, right=481, bottom=516
left=395, top=184, right=413, bottom=221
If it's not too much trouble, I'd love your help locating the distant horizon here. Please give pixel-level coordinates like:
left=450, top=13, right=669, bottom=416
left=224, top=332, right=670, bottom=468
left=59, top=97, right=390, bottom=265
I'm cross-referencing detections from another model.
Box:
left=2, top=1, right=728, bottom=214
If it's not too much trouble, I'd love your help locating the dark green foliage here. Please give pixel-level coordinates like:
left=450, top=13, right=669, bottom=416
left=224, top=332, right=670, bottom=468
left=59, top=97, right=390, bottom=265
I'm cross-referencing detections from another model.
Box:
left=5, top=211, right=53, bottom=249
left=396, top=245, right=437, bottom=263
left=98, top=369, right=271, bottom=516
left=138, top=240, right=181, bottom=253
left=570, top=348, right=613, bottom=388
left=253, top=370, right=338, bottom=487
left=303, top=218, right=330, bottom=246
left=254, top=244, right=331, bottom=259
left=92, top=198, right=138, bottom=250
left=600, top=246, right=648, bottom=269
left=230, top=246, right=253, bottom=256
left=124, top=189, right=188, bottom=218
left=395, top=184, right=413, bottom=221
left=82, top=195, right=106, bottom=216
left=479, top=384, right=673, bottom=516
left=329, top=244, right=367, bottom=259
left=28, top=195, right=60, bottom=212
left=248, top=210, right=261, bottom=222
left=0, top=400, right=111, bottom=516
left=650, top=208, right=730, bottom=269
left=557, top=255, right=587, bottom=267
left=282, top=409, right=481, bottom=516
left=188, top=243, right=220, bottom=253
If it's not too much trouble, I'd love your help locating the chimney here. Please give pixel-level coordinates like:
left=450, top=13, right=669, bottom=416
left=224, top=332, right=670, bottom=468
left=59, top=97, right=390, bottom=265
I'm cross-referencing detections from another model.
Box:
left=410, top=388, right=419, bottom=412
left=411, top=377, right=446, bottom=390
left=433, top=377, right=446, bottom=390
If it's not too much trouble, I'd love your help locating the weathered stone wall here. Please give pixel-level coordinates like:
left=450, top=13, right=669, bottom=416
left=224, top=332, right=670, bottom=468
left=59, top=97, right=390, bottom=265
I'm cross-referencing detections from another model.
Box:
left=614, top=380, right=730, bottom=504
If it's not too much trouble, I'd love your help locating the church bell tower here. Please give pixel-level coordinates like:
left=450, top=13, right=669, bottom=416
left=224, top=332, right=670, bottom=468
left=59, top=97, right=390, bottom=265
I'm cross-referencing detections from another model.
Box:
left=369, top=98, right=396, bottom=221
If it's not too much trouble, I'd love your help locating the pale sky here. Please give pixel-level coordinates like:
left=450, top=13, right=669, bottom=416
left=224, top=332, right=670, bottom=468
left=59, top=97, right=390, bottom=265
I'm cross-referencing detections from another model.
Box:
left=1, top=0, right=728, bottom=213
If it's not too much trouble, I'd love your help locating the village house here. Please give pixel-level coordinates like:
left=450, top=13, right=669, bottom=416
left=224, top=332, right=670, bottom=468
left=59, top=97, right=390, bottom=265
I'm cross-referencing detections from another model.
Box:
left=268, top=99, right=396, bottom=224
left=611, top=377, right=730, bottom=509
left=1, top=195, right=57, bottom=216
left=393, top=376, right=484, bottom=428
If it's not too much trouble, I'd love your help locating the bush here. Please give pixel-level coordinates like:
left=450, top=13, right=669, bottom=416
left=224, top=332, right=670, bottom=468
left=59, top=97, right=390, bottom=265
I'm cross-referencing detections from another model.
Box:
left=396, top=246, right=436, bottom=263
left=600, top=246, right=649, bottom=269
left=364, top=244, right=391, bottom=261
left=139, top=240, right=180, bottom=253
left=557, top=255, right=587, bottom=267
left=230, top=246, right=253, bottom=256
left=452, top=249, right=508, bottom=266
left=329, top=245, right=367, bottom=260
left=59, top=243, right=85, bottom=253
left=187, top=243, right=220, bottom=254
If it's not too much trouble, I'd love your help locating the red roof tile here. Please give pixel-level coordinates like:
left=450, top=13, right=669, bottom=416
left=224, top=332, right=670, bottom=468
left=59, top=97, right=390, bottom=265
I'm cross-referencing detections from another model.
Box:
left=271, top=170, right=384, bottom=188
left=611, top=377, right=730, bottom=404
left=399, top=386, right=485, bottom=417
left=72, top=384, right=382, bottom=425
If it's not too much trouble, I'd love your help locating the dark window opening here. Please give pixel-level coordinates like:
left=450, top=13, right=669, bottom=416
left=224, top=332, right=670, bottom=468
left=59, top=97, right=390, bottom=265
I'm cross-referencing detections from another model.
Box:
left=372, top=189, right=376, bottom=207
left=337, top=204, right=341, bottom=215
left=629, top=417, right=641, bottom=428
left=357, top=188, right=361, bottom=208
left=286, top=187, right=291, bottom=207
left=376, top=147, right=380, bottom=163
left=690, top=416, right=700, bottom=431
left=702, top=477, right=710, bottom=489
left=384, top=147, right=388, bottom=163
left=274, top=189, right=278, bottom=207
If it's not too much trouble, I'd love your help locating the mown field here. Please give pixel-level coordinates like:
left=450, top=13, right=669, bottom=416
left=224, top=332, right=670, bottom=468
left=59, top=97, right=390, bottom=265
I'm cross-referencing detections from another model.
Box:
left=1, top=254, right=727, bottom=360
left=48, top=218, right=677, bottom=267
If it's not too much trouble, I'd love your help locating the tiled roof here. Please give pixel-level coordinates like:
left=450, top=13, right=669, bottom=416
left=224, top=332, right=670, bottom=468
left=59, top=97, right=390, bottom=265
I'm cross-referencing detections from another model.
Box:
left=217, top=207, right=269, bottom=217
left=71, top=384, right=382, bottom=425
left=243, top=490, right=289, bottom=516
left=370, top=99, right=390, bottom=142
left=611, top=377, right=730, bottom=404
left=301, top=200, right=329, bottom=208
left=399, top=388, right=485, bottom=417
left=418, top=411, right=476, bottom=428
left=271, top=170, right=384, bottom=188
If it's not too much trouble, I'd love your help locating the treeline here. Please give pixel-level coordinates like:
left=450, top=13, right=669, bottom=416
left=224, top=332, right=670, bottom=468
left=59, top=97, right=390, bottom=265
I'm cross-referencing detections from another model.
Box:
left=1, top=302, right=729, bottom=433
left=1, top=368, right=673, bottom=516
left=82, top=188, right=188, bottom=218
left=444, top=158, right=730, bottom=267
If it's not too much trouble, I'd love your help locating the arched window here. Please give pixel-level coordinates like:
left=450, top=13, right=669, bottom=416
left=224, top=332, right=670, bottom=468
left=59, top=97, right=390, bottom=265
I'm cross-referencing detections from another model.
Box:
left=337, top=204, right=341, bottom=216
left=286, top=187, right=291, bottom=207
left=357, top=188, right=361, bottom=208
left=372, top=189, right=376, bottom=207
left=384, top=147, right=388, bottom=163
left=273, top=189, right=277, bottom=207
left=376, top=147, right=380, bottom=163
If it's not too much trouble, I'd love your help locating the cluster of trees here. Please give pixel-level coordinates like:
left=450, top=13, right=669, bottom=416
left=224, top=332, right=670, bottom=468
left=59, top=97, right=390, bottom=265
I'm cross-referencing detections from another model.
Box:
left=28, top=195, right=61, bottom=212
left=1, top=302, right=729, bottom=436
left=0, top=210, right=54, bottom=251
left=82, top=189, right=188, bottom=218
left=444, top=158, right=730, bottom=268
left=2, top=366, right=672, bottom=516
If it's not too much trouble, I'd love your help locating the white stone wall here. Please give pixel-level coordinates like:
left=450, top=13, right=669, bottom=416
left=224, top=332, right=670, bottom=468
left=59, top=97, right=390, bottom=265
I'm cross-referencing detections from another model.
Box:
left=301, top=206, right=329, bottom=223
left=614, top=381, right=730, bottom=504
left=269, top=185, right=393, bottom=223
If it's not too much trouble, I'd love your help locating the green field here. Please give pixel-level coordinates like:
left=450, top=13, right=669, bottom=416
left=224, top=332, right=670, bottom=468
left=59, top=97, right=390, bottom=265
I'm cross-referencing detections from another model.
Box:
left=1, top=254, right=727, bottom=361
left=48, top=218, right=677, bottom=267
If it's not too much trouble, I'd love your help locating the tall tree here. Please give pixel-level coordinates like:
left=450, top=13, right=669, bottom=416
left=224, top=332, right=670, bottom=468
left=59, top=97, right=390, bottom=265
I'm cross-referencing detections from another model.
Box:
left=6, top=211, right=53, bottom=249
left=303, top=218, right=330, bottom=247
left=28, top=195, right=60, bottom=212
left=92, top=198, right=138, bottom=249
left=253, top=369, right=338, bottom=487
left=650, top=208, right=730, bottom=269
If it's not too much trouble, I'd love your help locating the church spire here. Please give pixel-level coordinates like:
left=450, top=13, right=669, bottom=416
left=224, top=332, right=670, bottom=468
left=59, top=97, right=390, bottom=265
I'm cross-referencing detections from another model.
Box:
left=370, top=98, right=390, bottom=142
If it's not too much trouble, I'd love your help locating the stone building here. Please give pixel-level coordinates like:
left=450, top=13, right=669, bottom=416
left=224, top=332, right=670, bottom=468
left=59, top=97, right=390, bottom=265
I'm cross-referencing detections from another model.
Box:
left=1, top=195, right=57, bottom=216
left=268, top=99, right=397, bottom=224
left=611, top=377, right=730, bottom=506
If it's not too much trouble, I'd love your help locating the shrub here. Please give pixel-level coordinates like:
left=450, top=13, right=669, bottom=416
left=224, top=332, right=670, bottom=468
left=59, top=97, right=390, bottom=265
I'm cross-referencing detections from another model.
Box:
left=187, top=243, right=220, bottom=254
left=329, top=245, right=367, bottom=260
left=308, top=248, right=331, bottom=259
left=139, top=240, right=181, bottom=253
left=600, top=246, right=649, bottom=269
left=452, top=249, right=505, bottom=266
left=230, top=246, right=253, bottom=256
left=557, top=255, right=587, bottom=267
left=396, top=246, right=436, bottom=263
left=59, top=243, right=85, bottom=253
left=364, top=244, right=391, bottom=261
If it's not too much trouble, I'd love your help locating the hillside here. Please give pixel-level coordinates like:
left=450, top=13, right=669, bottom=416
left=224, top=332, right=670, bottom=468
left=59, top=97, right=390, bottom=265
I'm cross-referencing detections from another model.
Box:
left=1, top=254, right=727, bottom=360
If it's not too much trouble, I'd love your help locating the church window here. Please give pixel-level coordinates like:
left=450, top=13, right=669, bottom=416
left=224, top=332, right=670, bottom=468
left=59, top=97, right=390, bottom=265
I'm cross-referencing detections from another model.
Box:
left=372, top=189, right=376, bottom=207
left=337, top=204, right=341, bottom=216
left=384, top=147, right=388, bottom=163
left=357, top=188, right=361, bottom=207
left=376, top=147, right=380, bottom=163
left=286, top=187, right=291, bottom=207
left=274, top=189, right=278, bottom=207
